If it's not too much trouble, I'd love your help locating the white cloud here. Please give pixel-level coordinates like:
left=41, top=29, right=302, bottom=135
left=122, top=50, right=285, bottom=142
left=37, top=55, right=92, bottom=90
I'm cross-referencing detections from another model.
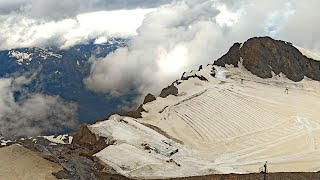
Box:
left=84, top=0, right=320, bottom=102
left=0, top=75, right=78, bottom=138
left=84, top=1, right=227, bottom=97
left=0, top=8, right=153, bottom=50
left=0, top=0, right=171, bottom=19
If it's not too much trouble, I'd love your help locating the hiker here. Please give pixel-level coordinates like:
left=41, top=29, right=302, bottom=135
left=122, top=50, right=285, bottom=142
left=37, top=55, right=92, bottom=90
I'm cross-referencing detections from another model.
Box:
left=285, top=88, right=288, bottom=94
left=241, top=78, right=244, bottom=84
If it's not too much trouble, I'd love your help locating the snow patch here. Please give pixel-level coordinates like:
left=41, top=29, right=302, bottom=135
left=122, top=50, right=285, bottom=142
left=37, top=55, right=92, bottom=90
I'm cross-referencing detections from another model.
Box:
left=38, top=49, right=62, bottom=59
left=42, top=135, right=72, bottom=144
left=295, top=46, right=320, bottom=61
left=90, top=115, right=217, bottom=178
left=8, top=50, right=33, bottom=65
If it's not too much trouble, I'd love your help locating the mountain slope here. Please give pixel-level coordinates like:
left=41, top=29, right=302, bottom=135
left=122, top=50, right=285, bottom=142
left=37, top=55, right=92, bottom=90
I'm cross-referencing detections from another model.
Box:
left=0, top=39, right=129, bottom=127
left=214, top=37, right=320, bottom=81
left=2, top=37, right=320, bottom=179
left=87, top=37, right=320, bottom=178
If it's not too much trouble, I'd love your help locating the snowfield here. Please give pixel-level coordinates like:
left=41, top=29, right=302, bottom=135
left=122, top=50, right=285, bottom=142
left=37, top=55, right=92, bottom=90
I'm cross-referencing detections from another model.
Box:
left=295, top=46, right=320, bottom=61
left=90, top=64, right=320, bottom=178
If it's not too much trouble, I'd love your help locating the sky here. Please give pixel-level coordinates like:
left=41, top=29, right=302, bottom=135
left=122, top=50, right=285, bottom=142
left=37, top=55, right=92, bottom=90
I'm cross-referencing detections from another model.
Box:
left=1, top=0, right=320, bottom=136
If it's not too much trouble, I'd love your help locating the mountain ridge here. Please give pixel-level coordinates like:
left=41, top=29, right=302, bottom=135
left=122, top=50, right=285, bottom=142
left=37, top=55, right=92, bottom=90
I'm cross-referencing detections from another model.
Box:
left=127, top=36, right=320, bottom=119
left=214, top=36, right=320, bottom=82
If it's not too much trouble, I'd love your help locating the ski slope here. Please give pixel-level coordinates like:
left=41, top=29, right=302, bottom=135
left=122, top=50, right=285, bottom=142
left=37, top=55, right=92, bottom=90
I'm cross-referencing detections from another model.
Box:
left=91, top=64, right=320, bottom=178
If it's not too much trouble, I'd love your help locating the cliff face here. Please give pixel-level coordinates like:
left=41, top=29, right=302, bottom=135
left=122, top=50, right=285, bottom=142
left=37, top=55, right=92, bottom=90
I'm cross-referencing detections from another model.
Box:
left=214, top=36, right=320, bottom=82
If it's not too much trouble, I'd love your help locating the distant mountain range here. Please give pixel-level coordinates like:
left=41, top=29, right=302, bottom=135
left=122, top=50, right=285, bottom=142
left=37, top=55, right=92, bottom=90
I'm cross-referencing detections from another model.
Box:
left=0, top=38, right=131, bottom=126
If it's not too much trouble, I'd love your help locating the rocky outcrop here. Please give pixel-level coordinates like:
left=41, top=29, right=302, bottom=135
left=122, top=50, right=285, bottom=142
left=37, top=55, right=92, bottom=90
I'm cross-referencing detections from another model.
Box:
left=127, top=105, right=145, bottom=119
left=143, top=93, right=156, bottom=104
left=214, top=37, right=320, bottom=82
left=159, top=84, right=179, bottom=98
left=72, top=125, right=112, bottom=155
left=181, top=74, right=208, bottom=82
left=214, top=43, right=241, bottom=67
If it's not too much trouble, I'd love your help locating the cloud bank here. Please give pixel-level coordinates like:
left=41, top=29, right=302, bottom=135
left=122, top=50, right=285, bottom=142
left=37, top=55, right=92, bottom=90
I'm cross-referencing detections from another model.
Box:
left=0, top=0, right=171, bottom=19
left=0, top=8, right=154, bottom=50
left=0, top=75, right=78, bottom=138
left=84, top=0, right=320, bottom=101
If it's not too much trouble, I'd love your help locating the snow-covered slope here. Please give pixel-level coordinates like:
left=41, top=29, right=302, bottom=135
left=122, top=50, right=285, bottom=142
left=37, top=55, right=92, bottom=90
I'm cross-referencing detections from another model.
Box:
left=88, top=62, right=320, bottom=178
left=295, top=46, right=320, bottom=61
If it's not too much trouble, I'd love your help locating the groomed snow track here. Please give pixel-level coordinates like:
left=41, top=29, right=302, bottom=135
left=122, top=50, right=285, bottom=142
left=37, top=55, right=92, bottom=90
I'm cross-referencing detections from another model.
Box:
left=168, top=87, right=285, bottom=142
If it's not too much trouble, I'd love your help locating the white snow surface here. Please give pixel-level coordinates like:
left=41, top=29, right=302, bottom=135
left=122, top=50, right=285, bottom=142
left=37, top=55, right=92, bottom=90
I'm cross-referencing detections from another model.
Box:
left=38, top=49, right=62, bottom=59
left=0, top=139, right=12, bottom=146
left=295, top=46, right=320, bottom=61
left=90, top=64, right=320, bottom=178
left=42, top=135, right=72, bottom=144
left=7, top=49, right=62, bottom=65
left=8, top=50, right=33, bottom=65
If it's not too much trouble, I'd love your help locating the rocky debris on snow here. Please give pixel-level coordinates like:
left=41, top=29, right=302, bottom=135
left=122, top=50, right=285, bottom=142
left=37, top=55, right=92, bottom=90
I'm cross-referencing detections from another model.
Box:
left=168, top=149, right=179, bottom=157
left=166, top=158, right=181, bottom=167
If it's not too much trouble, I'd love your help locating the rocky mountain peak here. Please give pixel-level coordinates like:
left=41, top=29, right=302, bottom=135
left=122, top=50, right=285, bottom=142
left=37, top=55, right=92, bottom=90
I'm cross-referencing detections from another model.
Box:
left=214, top=36, right=320, bottom=82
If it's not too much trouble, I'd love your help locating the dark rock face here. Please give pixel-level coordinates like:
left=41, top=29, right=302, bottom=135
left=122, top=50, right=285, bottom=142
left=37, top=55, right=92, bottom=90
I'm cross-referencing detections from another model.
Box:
left=214, top=36, right=320, bottom=82
left=143, top=93, right=156, bottom=104
left=72, top=125, right=110, bottom=155
left=159, top=84, right=179, bottom=98
left=52, top=170, right=71, bottom=179
left=181, top=74, right=208, bottom=82
left=127, top=105, right=145, bottom=119
left=214, top=43, right=241, bottom=67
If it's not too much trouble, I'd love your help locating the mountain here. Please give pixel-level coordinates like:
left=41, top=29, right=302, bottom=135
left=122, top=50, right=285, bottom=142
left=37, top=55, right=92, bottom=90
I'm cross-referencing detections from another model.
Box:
left=0, top=38, right=130, bottom=127
left=1, top=36, right=320, bottom=179
left=214, top=36, right=320, bottom=81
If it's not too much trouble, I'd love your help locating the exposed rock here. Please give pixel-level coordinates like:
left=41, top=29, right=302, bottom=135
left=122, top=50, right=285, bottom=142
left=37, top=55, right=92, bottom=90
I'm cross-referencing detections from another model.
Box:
left=181, top=74, right=208, bottom=82
left=127, top=104, right=145, bottom=118
left=214, top=42, right=241, bottom=67
left=65, top=156, right=96, bottom=180
left=52, top=170, right=71, bottom=179
left=72, top=125, right=110, bottom=155
left=159, top=84, right=179, bottom=98
left=240, top=37, right=320, bottom=81
left=214, top=36, right=320, bottom=82
left=143, top=93, right=156, bottom=104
